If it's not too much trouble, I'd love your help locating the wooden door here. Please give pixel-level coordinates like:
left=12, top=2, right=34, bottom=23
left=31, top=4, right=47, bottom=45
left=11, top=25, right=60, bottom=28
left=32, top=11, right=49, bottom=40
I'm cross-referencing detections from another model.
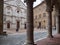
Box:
left=7, top=23, right=10, bottom=28
left=17, top=21, right=20, bottom=28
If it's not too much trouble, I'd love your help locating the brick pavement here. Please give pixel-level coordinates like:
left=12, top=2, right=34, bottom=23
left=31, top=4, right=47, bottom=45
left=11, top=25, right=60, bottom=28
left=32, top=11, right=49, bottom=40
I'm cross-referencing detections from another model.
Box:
left=36, top=34, right=60, bottom=45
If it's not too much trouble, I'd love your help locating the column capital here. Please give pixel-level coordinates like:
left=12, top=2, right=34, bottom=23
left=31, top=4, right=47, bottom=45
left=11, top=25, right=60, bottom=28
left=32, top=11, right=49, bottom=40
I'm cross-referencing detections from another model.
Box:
left=24, top=0, right=36, bottom=3
left=46, top=6, right=53, bottom=12
left=45, top=0, right=53, bottom=12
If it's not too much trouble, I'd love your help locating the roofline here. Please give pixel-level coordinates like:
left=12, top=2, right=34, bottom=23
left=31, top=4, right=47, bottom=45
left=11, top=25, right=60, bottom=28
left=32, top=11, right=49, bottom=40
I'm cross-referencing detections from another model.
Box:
left=33, top=1, right=45, bottom=9
left=4, top=0, right=27, bottom=9
left=4, top=2, right=26, bottom=10
left=20, top=0, right=27, bottom=8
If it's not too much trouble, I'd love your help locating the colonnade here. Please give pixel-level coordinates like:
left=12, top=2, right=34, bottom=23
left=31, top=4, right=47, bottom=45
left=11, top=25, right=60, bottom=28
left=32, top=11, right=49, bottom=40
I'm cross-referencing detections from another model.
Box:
left=24, top=0, right=60, bottom=45
left=0, top=0, right=3, bottom=35
left=0, top=0, right=60, bottom=45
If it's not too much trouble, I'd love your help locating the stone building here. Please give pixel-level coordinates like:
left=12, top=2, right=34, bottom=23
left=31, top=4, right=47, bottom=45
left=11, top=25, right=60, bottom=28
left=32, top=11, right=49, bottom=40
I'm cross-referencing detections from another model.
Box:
left=3, top=0, right=27, bottom=31
left=0, top=0, right=60, bottom=45
left=34, top=1, right=56, bottom=29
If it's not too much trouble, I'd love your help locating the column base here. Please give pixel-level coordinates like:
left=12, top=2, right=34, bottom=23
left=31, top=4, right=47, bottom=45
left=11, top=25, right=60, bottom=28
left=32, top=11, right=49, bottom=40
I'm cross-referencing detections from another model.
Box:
left=57, top=32, right=60, bottom=34
left=47, top=35, right=53, bottom=38
left=0, top=32, right=7, bottom=36
left=25, top=43, right=36, bottom=45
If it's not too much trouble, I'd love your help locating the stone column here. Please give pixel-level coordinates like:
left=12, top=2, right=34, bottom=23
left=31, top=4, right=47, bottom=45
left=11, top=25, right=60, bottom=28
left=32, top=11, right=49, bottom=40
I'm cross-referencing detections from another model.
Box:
left=0, top=0, right=6, bottom=35
left=56, top=15, right=60, bottom=34
left=47, top=11, right=53, bottom=38
left=24, top=0, right=36, bottom=45
left=45, top=0, right=53, bottom=38
left=55, top=6, right=60, bottom=34
left=0, top=0, right=3, bottom=34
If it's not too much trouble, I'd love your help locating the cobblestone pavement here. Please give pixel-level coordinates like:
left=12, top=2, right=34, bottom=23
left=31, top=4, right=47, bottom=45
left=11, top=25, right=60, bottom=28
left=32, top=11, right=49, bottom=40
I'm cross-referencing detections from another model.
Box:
left=0, top=29, right=57, bottom=45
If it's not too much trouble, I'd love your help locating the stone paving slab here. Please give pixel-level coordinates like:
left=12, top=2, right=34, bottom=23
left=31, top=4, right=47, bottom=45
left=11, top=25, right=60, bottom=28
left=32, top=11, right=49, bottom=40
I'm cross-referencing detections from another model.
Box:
left=5, top=29, right=26, bottom=34
left=0, top=29, right=56, bottom=45
left=0, top=35, right=25, bottom=45
left=5, top=29, right=47, bottom=34
left=0, top=29, right=48, bottom=45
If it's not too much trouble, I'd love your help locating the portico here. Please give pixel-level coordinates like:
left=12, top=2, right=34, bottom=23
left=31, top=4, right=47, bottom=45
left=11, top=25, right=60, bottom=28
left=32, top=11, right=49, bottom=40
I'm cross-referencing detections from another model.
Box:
left=24, top=0, right=60, bottom=45
left=0, top=0, right=60, bottom=45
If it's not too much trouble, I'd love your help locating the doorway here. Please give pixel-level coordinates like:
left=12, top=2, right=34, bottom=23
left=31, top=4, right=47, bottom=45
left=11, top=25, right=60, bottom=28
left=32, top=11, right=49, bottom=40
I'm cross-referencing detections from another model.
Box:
left=38, top=22, right=41, bottom=28
left=16, top=21, right=20, bottom=32
left=17, top=21, right=20, bottom=28
left=7, top=23, right=10, bottom=29
left=24, top=23, right=26, bottom=29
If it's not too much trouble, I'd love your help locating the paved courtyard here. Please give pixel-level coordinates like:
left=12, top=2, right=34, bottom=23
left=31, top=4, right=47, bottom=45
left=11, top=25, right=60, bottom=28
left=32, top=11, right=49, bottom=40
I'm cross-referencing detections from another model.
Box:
left=36, top=34, right=60, bottom=45
left=0, top=29, right=56, bottom=45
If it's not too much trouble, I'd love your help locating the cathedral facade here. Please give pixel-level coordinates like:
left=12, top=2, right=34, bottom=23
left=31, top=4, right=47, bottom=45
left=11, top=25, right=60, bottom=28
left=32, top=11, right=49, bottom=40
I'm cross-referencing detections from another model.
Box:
left=3, top=0, right=27, bottom=31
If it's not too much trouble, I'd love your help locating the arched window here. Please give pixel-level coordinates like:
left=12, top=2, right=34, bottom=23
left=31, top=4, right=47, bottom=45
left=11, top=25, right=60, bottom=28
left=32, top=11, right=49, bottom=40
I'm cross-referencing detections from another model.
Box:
left=43, top=13, right=46, bottom=17
left=5, top=6, right=13, bottom=15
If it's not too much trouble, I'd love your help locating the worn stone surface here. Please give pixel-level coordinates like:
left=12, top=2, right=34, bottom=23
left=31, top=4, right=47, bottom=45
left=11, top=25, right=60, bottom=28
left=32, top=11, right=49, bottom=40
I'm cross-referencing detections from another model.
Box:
left=0, top=0, right=3, bottom=34
left=26, top=0, right=35, bottom=45
left=0, top=29, right=56, bottom=45
left=36, top=34, right=60, bottom=45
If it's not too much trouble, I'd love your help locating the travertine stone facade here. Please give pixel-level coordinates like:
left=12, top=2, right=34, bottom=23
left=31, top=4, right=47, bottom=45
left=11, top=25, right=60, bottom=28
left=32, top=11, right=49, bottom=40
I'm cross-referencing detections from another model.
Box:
left=34, top=1, right=56, bottom=29
left=3, top=0, right=27, bottom=31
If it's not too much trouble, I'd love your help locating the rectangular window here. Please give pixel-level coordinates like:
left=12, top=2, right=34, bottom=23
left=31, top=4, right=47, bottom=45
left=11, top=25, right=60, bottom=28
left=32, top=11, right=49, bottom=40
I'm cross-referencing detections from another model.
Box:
left=43, top=13, right=46, bottom=17
left=35, top=16, right=37, bottom=19
left=39, top=14, right=41, bottom=18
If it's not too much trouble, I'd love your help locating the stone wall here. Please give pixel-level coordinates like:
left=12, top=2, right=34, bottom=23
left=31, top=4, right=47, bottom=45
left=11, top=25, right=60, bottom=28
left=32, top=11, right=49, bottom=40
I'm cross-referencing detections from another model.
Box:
left=33, top=1, right=56, bottom=29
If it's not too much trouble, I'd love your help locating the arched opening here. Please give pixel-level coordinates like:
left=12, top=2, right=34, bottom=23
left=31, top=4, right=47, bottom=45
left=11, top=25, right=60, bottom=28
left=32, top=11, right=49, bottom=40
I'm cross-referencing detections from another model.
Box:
left=24, top=23, right=26, bottom=29
left=16, top=21, right=20, bottom=32
left=38, top=22, right=41, bottom=28
left=17, top=21, right=20, bottom=28
left=7, top=23, right=10, bottom=29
